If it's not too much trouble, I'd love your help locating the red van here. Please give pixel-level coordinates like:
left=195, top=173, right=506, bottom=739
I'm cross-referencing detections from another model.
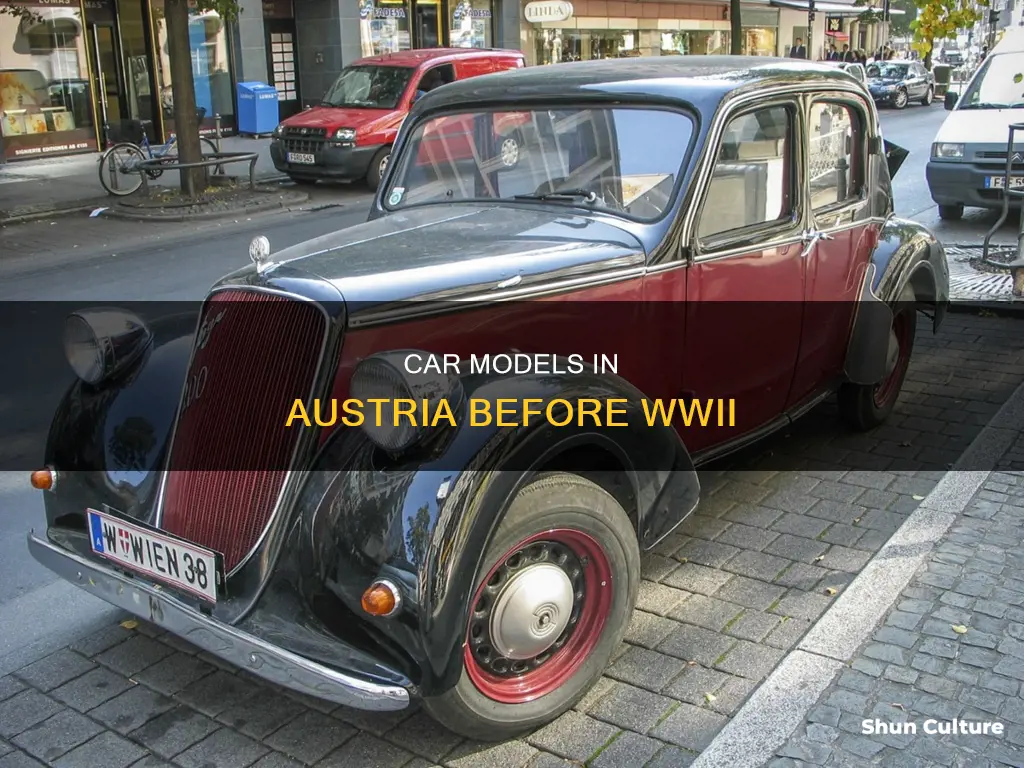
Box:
left=269, top=48, right=526, bottom=190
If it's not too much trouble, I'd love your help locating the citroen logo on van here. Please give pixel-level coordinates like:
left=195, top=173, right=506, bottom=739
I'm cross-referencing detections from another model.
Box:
left=1013, top=152, right=1022, bottom=163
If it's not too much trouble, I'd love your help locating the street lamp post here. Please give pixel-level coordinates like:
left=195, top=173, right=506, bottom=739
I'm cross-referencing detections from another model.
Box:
left=808, top=0, right=816, bottom=58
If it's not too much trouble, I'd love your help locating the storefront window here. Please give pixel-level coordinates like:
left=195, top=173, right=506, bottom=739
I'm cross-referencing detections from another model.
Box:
left=150, top=0, right=235, bottom=135
left=360, top=0, right=411, bottom=56
left=742, top=26, right=777, bottom=56
left=660, top=30, right=729, bottom=55
left=448, top=0, right=491, bottom=48
left=533, top=29, right=638, bottom=64
left=0, top=0, right=97, bottom=160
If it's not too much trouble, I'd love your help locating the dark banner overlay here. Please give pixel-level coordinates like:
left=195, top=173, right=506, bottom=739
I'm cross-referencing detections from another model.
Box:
left=0, top=301, right=1013, bottom=473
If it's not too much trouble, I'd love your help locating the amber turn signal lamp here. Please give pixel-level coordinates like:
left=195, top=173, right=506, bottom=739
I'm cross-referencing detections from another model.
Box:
left=30, top=468, right=56, bottom=491
left=361, top=580, right=401, bottom=617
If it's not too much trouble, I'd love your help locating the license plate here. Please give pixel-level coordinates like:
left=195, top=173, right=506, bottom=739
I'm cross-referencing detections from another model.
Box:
left=287, top=152, right=315, bottom=164
left=985, top=176, right=1024, bottom=189
left=87, top=508, right=221, bottom=603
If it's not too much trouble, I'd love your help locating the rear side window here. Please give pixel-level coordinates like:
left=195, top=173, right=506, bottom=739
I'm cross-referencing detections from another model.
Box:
left=808, top=101, right=865, bottom=210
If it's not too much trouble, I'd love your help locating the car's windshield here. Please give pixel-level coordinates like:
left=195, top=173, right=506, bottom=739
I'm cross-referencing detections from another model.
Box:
left=867, top=63, right=908, bottom=80
left=384, top=107, right=694, bottom=222
left=320, top=65, right=414, bottom=109
left=958, top=53, right=1024, bottom=109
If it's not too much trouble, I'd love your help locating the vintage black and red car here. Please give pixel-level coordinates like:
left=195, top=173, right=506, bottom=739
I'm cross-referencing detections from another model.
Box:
left=28, top=57, right=948, bottom=740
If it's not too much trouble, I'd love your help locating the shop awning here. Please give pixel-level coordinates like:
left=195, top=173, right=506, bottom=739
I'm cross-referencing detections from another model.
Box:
left=826, top=30, right=850, bottom=39
left=769, top=0, right=905, bottom=15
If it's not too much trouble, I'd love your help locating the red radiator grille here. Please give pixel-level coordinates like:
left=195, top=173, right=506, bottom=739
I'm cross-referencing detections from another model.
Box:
left=160, top=290, right=327, bottom=572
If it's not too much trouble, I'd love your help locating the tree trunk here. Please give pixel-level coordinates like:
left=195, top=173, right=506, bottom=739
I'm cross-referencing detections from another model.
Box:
left=164, top=0, right=205, bottom=197
left=923, top=39, right=933, bottom=70
left=730, top=0, right=742, bottom=54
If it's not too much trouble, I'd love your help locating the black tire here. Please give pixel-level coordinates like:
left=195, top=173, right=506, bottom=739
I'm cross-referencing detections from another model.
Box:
left=423, top=472, right=640, bottom=742
left=921, top=86, right=934, bottom=106
left=838, top=285, right=917, bottom=431
left=893, top=88, right=909, bottom=109
left=366, top=146, right=391, bottom=192
left=938, top=203, right=963, bottom=220
left=289, top=176, right=318, bottom=186
left=98, top=142, right=145, bottom=196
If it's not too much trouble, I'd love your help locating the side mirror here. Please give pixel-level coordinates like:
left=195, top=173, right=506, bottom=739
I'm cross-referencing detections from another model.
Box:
left=944, top=92, right=958, bottom=110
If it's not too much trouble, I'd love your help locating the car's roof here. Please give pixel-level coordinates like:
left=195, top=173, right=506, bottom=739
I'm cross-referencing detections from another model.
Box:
left=353, top=47, right=524, bottom=67
left=421, top=56, right=864, bottom=113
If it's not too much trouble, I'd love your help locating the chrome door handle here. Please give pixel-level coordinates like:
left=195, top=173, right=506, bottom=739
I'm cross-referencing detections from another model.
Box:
left=799, top=229, right=834, bottom=258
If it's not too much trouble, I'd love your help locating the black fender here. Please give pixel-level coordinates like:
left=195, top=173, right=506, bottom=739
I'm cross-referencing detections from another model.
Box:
left=844, top=217, right=949, bottom=385
left=42, top=311, right=198, bottom=527
left=291, top=369, right=700, bottom=695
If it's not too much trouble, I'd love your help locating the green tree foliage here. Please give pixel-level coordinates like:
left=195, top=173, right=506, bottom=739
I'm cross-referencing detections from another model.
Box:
left=3, top=0, right=241, bottom=198
left=911, top=0, right=987, bottom=67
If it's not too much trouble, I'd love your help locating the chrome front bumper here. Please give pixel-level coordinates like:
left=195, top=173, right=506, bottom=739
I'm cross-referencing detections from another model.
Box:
left=27, top=531, right=410, bottom=712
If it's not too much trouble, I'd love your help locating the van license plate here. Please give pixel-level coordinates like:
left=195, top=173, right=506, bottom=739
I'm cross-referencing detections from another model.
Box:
left=985, top=176, right=1024, bottom=189
left=87, top=508, right=221, bottom=603
left=287, top=152, right=315, bottom=164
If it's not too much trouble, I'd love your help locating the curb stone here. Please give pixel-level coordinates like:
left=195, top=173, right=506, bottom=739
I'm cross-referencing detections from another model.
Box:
left=102, top=189, right=309, bottom=222
left=689, top=376, right=1024, bottom=768
left=0, top=174, right=294, bottom=225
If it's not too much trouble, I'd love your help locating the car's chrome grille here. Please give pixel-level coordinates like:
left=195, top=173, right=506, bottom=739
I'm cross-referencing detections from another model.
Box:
left=160, top=290, right=327, bottom=573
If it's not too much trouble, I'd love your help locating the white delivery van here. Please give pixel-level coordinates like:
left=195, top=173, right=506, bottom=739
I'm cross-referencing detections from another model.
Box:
left=926, top=28, right=1024, bottom=220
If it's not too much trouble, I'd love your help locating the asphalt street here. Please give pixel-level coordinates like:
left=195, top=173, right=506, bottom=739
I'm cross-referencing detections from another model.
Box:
left=0, top=99, right=1015, bottom=682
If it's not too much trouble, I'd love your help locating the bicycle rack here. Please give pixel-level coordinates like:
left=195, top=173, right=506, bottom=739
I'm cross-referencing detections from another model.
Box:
left=981, top=121, right=1024, bottom=298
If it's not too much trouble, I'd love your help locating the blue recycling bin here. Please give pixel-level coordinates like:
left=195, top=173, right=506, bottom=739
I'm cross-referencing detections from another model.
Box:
left=237, top=82, right=279, bottom=135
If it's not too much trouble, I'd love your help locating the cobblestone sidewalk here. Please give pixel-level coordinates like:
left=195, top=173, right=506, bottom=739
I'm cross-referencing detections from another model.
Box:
left=0, top=311, right=1021, bottom=768
left=774, top=432, right=1024, bottom=768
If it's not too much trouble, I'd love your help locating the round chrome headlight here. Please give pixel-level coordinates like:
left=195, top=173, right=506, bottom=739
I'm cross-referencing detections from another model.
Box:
left=63, top=308, right=152, bottom=385
left=349, top=351, right=464, bottom=453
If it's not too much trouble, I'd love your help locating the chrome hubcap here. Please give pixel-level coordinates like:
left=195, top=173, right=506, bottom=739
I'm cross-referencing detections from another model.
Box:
left=884, top=326, right=900, bottom=376
left=500, top=138, right=519, bottom=167
left=489, top=563, right=574, bottom=660
left=380, top=154, right=389, bottom=176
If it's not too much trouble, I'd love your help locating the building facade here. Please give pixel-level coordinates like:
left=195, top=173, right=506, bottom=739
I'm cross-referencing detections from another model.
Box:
left=0, top=0, right=863, bottom=163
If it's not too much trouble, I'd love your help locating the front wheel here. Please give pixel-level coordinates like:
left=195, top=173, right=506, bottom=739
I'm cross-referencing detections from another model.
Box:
left=498, top=132, right=523, bottom=169
left=423, top=472, right=640, bottom=741
left=98, top=143, right=145, bottom=196
left=366, top=146, right=391, bottom=192
left=893, top=88, right=909, bottom=109
left=938, top=203, right=964, bottom=220
left=838, top=286, right=917, bottom=431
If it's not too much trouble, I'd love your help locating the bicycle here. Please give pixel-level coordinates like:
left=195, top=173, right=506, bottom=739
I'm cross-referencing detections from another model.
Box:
left=98, top=115, right=220, bottom=196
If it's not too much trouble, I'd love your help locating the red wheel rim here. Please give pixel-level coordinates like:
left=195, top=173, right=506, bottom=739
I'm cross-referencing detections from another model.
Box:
left=464, top=529, right=613, bottom=704
left=874, top=309, right=913, bottom=407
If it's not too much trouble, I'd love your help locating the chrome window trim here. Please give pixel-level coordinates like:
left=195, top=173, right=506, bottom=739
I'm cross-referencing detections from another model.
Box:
left=153, top=285, right=334, bottom=585
left=688, top=94, right=807, bottom=262
left=679, top=80, right=874, bottom=252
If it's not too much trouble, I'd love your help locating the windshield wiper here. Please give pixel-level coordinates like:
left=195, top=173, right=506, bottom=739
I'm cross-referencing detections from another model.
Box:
left=960, top=102, right=1012, bottom=110
left=514, top=188, right=598, bottom=204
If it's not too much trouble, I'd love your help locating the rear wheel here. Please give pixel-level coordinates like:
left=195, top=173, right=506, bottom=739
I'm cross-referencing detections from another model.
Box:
left=921, top=86, right=934, bottom=106
left=893, top=88, right=909, bottom=109
left=838, top=285, right=916, bottom=431
left=423, top=472, right=640, bottom=742
left=366, top=146, right=391, bottom=192
left=938, top=203, right=963, bottom=220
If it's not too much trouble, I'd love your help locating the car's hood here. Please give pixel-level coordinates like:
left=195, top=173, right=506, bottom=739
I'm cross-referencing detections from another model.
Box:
left=868, top=77, right=904, bottom=86
left=935, top=107, right=1024, bottom=144
left=282, top=104, right=397, bottom=131
left=262, top=205, right=646, bottom=308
